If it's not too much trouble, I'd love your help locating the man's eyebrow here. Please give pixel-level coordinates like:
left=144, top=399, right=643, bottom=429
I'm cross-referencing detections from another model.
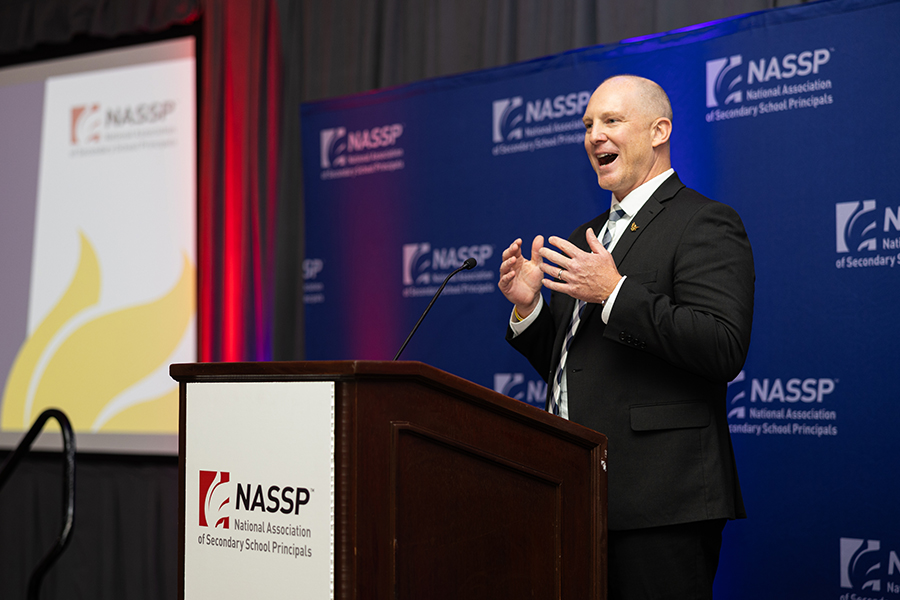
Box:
left=586, top=110, right=625, bottom=121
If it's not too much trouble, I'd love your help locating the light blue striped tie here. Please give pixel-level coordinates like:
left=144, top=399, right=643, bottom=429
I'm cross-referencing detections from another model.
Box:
left=548, top=205, right=627, bottom=416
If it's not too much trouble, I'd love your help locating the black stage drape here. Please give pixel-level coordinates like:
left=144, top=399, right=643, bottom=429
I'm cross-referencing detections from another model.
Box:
left=0, top=451, right=179, bottom=599
left=0, top=0, right=809, bottom=597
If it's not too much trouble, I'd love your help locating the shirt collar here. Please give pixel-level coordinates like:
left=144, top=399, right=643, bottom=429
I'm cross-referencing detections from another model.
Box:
left=611, top=168, right=675, bottom=217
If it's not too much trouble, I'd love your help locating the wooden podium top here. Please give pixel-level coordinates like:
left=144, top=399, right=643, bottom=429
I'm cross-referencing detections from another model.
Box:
left=171, top=360, right=606, bottom=444
left=172, top=359, right=485, bottom=381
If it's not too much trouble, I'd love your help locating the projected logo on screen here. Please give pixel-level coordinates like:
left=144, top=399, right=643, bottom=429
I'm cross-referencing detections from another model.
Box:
left=401, top=242, right=495, bottom=297
left=71, top=104, right=102, bottom=144
left=69, top=100, right=178, bottom=150
left=705, top=56, right=744, bottom=108
left=840, top=538, right=900, bottom=594
left=835, top=200, right=900, bottom=269
left=199, top=470, right=231, bottom=528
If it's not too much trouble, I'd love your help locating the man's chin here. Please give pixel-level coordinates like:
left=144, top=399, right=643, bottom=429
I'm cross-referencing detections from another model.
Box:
left=596, top=173, right=621, bottom=194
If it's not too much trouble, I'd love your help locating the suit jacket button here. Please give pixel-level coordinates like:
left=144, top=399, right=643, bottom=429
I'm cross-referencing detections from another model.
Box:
left=619, top=332, right=627, bottom=341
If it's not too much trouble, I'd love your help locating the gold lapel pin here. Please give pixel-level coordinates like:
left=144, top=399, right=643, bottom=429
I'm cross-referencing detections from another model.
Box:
left=630, top=222, right=639, bottom=232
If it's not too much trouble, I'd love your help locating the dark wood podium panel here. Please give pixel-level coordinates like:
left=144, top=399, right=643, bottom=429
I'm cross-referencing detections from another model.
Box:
left=392, top=422, right=561, bottom=598
left=172, top=360, right=607, bottom=600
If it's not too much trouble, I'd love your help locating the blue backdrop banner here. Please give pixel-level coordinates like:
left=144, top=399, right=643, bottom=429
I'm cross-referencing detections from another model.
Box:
left=302, top=0, right=900, bottom=597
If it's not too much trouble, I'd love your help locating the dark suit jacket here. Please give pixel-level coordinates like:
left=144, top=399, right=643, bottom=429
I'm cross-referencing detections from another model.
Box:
left=508, top=173, right=754, bottom=531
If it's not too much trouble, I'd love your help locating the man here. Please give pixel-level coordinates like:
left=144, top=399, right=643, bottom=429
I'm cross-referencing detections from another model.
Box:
left=498, top=75, right=754, bottom=599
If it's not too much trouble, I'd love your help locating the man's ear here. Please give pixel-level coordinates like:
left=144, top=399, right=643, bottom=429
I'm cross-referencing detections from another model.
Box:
left=650, top=117, right=672, bottom=148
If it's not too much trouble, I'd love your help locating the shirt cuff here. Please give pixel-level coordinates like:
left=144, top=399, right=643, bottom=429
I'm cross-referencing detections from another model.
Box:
left=509, top=295, right=544, bottom=337
left=601, top=275, right=627, bottom=324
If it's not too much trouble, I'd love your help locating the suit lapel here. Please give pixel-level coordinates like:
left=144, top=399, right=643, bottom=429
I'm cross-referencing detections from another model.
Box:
left=609, top=197, right=663, bottom=264
left=611, top=173, right=684, bottom=263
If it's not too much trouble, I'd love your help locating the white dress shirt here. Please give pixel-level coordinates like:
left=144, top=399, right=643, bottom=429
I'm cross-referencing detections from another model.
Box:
left=509, top=168, right=675, bottom=419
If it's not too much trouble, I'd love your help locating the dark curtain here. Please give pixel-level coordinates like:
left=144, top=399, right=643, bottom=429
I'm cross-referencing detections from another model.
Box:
left=0, top=0, right=198, bottom=54
left=275, top=0, right=807, bottom=104
left=0, top=452, right=179, bottom=600
left=0, top=0, right=811, bottom=598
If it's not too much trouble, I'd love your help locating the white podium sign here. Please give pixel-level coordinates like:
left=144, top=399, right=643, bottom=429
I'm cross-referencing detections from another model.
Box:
left=183, top=381, right=335, bottom=599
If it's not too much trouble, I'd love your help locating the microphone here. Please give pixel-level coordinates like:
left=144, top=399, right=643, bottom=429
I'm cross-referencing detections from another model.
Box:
left=393, top=257, right=477, bottom=361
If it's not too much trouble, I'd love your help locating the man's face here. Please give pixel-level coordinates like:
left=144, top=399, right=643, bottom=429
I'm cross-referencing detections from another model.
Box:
left=582, top=79, right=665, bottom=199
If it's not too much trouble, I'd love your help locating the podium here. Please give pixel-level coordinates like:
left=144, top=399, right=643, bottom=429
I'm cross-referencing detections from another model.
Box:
left=171, top=361, right=607, bottom=599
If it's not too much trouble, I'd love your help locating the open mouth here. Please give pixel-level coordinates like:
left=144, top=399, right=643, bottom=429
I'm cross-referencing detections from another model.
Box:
left=596, top=153, right=618, bottom=166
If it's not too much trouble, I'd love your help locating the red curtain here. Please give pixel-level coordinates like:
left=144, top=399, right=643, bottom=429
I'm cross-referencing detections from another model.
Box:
left=199, top=0, right=282, bottom=362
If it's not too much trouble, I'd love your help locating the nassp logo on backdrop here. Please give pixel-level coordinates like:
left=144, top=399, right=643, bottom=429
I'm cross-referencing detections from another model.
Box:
left=318, top=123, right=404, bottom=179
left=492, top=96, right=524, bottom=142
left=401, top=242, right=495, bottom=298
left=840, top=537, right=900, bottom=596
left=491, top=90, right=589, bottom=156
left=493, top=372, right=546, bottom=408
left=706, top=56, right=744, bottom=107
left=726, top=370, right=839, bottom=437
left=303, top=258, right=325, bottom=305
left=705, top=47, right=834, bottom=121
left=319, top=127, right=347, bottom=168
left=835, top=200, right=900, bottom=269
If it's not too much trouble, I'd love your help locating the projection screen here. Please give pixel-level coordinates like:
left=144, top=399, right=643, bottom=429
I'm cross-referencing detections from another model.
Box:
left=0, top=37, right=196, bottom=454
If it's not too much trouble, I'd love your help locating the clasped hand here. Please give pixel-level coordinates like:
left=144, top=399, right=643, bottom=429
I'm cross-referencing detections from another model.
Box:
left=498, top=229, right=622, bottom=317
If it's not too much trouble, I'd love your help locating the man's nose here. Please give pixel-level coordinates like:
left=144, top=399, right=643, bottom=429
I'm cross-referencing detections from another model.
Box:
left=589, top=128, right=607, bottom=144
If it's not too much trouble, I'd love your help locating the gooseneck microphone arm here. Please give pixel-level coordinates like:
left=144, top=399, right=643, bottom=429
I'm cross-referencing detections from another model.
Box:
left=393, top=257, right=477, bottom=361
